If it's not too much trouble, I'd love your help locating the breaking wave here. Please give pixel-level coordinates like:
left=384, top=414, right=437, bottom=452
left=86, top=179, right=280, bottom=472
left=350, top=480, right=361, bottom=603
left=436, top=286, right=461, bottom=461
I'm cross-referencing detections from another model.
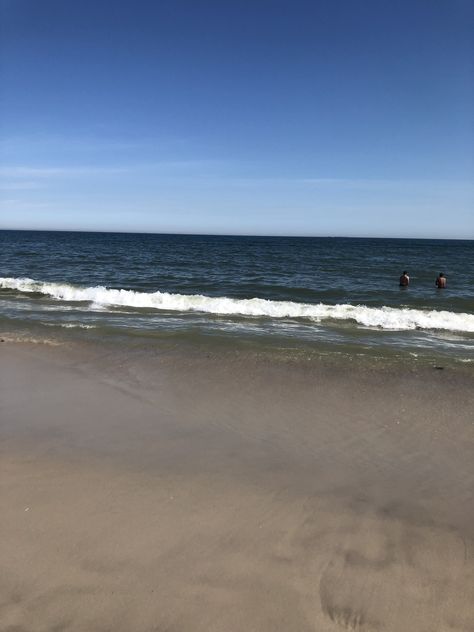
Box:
left=2, top=277, right=474, bottom=333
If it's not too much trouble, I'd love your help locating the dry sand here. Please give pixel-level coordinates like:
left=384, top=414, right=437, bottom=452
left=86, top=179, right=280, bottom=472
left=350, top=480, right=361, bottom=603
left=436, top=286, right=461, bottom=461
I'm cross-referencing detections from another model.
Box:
left=1, top=342, right=473, bottom=632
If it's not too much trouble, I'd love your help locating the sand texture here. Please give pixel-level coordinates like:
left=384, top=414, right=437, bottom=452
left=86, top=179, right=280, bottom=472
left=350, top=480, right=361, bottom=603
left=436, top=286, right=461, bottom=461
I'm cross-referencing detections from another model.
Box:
left=1, top=343, right=473, bottom=632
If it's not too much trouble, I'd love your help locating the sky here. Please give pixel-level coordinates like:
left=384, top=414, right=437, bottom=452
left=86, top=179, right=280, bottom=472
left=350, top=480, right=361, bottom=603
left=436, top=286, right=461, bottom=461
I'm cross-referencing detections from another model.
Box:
left=0, top=0, right=473, bottom=238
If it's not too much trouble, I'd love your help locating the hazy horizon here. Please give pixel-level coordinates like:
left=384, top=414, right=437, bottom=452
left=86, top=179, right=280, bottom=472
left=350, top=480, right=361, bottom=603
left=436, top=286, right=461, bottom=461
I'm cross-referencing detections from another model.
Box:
left=2, top=227, right=474, bottom=242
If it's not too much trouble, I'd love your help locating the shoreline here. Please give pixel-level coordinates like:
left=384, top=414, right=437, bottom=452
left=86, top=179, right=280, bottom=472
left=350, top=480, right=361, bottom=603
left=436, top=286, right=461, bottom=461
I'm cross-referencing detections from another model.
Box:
left=1, top=323, right=474, bottom=372
left=1, top=340, right=473, bottom=631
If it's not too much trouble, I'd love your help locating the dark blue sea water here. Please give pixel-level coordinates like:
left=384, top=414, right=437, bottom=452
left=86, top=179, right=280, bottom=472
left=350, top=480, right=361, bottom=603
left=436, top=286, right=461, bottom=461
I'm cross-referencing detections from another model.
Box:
left=1, top=230, right=473, bottom=362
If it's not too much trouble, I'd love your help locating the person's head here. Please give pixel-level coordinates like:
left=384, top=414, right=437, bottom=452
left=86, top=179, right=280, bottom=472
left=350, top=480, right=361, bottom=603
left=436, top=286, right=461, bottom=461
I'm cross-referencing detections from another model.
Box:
left=439, top=273, right=444, bottom=278
left=403, top=271, right=408, bottom=275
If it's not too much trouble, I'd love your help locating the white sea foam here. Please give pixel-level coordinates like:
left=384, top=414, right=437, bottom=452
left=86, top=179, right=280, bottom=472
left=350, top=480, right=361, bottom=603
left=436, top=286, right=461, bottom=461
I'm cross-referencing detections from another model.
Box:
left=2, top=276, right=474, bottom=333
left=40, top=321, right=97, bottom=329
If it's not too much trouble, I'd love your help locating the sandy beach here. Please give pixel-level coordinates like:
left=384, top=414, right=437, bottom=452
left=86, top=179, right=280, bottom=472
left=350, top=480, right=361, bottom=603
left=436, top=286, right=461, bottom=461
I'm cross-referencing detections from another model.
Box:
left=1, top=341, right=473, bottom=632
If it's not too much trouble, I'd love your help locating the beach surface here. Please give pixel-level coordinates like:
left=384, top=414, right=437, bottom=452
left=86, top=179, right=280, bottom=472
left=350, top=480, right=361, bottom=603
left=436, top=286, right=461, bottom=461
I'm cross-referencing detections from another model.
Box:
left=1, top=341, right=473, bottom=632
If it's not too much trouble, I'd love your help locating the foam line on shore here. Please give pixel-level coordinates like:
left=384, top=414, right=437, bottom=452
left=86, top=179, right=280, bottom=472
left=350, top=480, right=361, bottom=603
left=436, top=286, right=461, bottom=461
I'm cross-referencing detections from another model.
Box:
left=2, top=276, right=474, bottom=333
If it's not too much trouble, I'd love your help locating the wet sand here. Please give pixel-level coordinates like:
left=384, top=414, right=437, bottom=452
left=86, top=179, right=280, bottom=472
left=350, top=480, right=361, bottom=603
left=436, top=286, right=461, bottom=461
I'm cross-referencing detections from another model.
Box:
left=1, top=342, right=473, bottom=631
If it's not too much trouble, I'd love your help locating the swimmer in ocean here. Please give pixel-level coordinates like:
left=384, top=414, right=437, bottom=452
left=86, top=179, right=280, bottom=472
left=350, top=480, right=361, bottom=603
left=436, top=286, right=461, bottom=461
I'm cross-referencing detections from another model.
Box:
left=399, top=271, right=409, bottom=287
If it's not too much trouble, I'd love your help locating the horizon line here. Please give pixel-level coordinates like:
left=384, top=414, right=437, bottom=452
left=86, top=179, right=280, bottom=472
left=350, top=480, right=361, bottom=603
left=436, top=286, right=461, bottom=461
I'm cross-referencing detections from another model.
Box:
left=0, top=227, right=473, bottom=242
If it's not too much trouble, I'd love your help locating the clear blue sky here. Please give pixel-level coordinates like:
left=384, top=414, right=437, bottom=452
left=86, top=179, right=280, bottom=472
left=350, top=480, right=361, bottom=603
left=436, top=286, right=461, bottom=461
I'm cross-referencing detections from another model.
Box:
left=1, top=0, right=473, bottom=237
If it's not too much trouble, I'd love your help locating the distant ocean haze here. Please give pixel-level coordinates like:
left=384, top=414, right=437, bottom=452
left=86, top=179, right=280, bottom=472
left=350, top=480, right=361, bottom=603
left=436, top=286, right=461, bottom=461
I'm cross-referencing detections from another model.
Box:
left=1, top=231, right=473, bottom=362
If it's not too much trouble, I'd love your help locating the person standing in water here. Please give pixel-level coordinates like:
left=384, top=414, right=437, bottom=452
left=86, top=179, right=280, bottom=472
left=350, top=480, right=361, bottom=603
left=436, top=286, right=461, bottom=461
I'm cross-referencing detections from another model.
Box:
left=435, top=273, right=447, bottom=288
left=399, top=271, right=410, bottom=287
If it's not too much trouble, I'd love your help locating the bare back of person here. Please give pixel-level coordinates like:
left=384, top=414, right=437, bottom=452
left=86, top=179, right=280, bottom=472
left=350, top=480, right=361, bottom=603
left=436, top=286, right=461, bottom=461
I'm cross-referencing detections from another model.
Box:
left=399, top=272, right=409, bottom=287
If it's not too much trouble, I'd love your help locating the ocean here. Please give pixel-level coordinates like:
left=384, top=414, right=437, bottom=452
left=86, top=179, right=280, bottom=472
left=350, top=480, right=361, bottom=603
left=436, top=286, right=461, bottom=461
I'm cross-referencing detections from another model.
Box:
left=1, top=230, right=473, bottom=363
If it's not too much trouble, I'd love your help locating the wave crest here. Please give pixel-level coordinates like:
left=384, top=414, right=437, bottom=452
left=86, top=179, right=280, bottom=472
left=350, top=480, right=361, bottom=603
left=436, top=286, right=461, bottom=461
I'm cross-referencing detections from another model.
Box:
left=1, top=276, right=474, bottom=333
